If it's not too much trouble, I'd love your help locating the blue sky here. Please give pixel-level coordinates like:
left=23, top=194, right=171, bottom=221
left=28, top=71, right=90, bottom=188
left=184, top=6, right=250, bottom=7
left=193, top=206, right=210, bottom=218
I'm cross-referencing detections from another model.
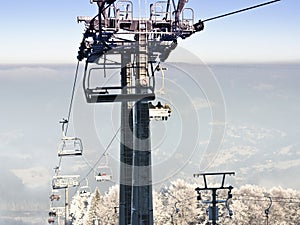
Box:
left=0, top=0, right=299, bottom=64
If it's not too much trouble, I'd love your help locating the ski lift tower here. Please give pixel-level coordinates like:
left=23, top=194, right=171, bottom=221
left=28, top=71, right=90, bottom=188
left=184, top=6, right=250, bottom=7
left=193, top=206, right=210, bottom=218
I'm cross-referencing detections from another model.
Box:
left=77, top=1, right=204, bottom=224
left=194, top=172, right=235, bottom=225
left=76, top=0, right=281, bottom=224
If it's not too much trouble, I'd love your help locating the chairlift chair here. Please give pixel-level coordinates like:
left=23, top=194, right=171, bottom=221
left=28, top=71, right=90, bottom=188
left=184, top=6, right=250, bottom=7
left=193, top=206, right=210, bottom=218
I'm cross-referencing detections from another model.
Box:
left=50, top=206, right=65, bottom=217
left=149, top=101, right=171, bottom=121
left=78, top=178, right=91, bottom=197
left=57, top=136, right=83, bottom=157
left=49, top=190, right=60, bottom=201
left=94, top=153, right=113, bottom=182
left=58, top=118, right=83, bottom=157
left=48, top=209, right=56, bottom=224
left=48, top=210, right=57, bottom=217
left=48, top=217, right=55, bottom=224
left=149, top=63, right=172, bottom=120
left=95, top=166, right=113, bottom=182
left=52, top=175, right=80, bottom=189
left=79, top=185, right=92, bottom=197
left=83, top=60, right=155, bottom=103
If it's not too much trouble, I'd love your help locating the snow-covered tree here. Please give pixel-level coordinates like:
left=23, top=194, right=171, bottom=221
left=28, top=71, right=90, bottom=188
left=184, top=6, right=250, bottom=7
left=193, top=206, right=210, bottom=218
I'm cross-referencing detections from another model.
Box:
left=229, top=184, right=267, bottom=225
left=153, top=190, right=172, bottom=225
left=153, top=179, right=205, bottom=225
left=69, top=190, right=92, bottom=225
left=268, top=186, right=300, bottom=225
left=85, top=188, right=103, bottom=225
left=69, top=180, right=300, bottom=225
left=153, top=181, right=300, bottom=225
left=82, top=186, right=119, bottom=225
left=220, top=184, right=300, bottom=225
left=100, top=185, right=119, bottom=225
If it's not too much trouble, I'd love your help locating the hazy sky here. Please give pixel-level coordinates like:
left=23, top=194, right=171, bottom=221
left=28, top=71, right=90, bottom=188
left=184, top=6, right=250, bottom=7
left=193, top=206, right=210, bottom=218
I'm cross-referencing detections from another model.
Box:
left=0, top=0, right=299, bottom=64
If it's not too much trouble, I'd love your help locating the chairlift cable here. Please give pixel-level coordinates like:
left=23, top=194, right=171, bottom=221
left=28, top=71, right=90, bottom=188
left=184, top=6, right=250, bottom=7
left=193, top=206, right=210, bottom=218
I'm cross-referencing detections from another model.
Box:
left=70, top=155, right=95, bottom=195
left=57, top=157, right=62, bottom=173
left=51, top=61, right=80, bottom=183
left=234, top=198, right=300, bottom=204
left=79, top=126, right=121, bottom=183
left=202, top=0, right=281, bottom=23
left=217, top=193, right=300, bottom=204
left=82, top=154, right=98, bottom=175
left=65, top=61, right=80, bottom=135
left=235, top=193, right=300, bottom=200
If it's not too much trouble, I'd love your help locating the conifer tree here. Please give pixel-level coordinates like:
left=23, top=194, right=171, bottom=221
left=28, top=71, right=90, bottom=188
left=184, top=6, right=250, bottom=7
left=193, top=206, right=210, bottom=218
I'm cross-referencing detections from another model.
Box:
left=85, top=188, right=103, bottom=225
left=69, top=189, right=91, bottom=225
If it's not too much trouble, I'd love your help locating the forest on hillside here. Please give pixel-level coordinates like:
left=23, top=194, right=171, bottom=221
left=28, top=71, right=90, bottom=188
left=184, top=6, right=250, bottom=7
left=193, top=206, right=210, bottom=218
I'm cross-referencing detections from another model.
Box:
left=68, top=180, right=300, bottom=225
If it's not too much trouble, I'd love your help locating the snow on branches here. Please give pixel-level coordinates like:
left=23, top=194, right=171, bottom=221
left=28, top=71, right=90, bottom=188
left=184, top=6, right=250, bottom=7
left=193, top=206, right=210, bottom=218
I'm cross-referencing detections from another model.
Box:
left=69, top=180, right=300, bottom=224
